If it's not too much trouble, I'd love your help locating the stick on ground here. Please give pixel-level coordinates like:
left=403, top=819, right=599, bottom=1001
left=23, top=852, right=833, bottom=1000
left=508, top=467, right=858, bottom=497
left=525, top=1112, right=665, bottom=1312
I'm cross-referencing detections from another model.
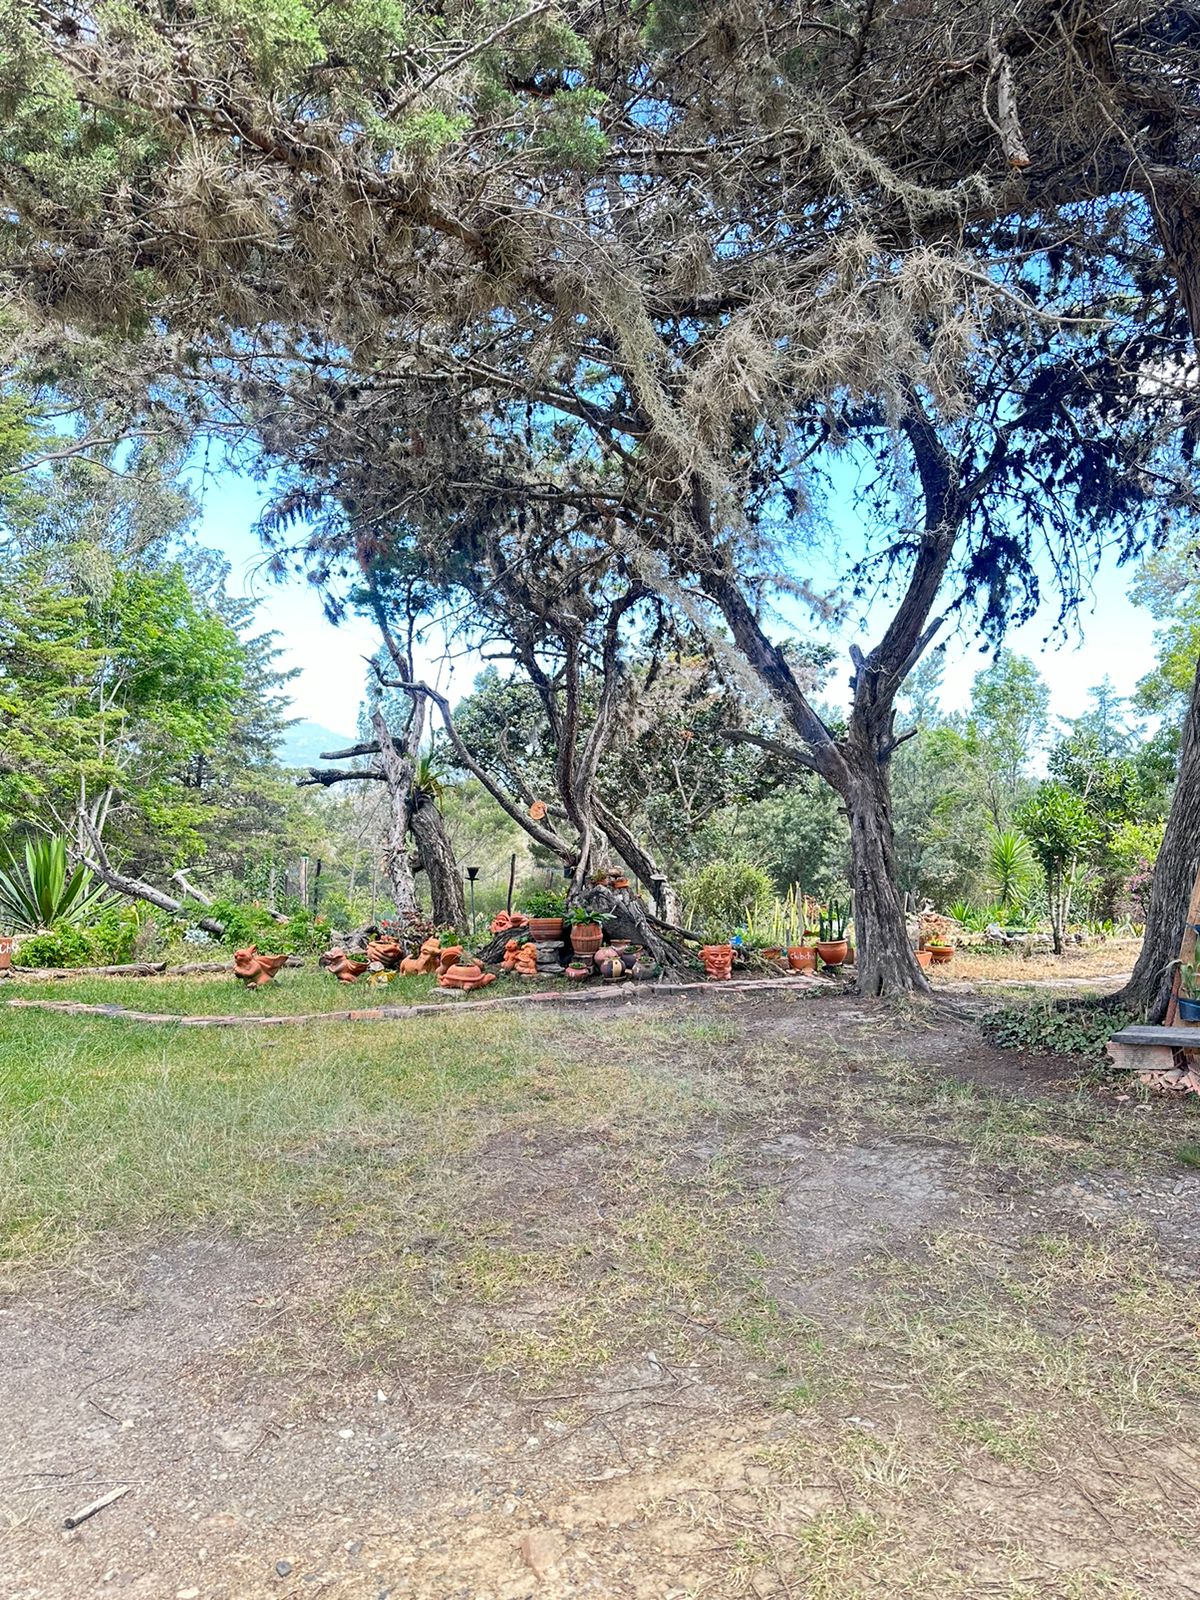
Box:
left=63, top=1484, right=130, bottom=1529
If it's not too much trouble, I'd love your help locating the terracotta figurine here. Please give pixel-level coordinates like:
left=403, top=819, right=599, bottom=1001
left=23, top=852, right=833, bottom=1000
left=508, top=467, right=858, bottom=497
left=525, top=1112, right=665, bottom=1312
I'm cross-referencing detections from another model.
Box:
left=233, top=945, right=289, bottom=987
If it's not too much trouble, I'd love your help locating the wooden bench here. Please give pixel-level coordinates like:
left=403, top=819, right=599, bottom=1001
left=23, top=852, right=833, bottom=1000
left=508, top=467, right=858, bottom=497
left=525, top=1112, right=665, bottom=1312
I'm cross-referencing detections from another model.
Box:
left=1107, top=1025, right=1200, bottom=1076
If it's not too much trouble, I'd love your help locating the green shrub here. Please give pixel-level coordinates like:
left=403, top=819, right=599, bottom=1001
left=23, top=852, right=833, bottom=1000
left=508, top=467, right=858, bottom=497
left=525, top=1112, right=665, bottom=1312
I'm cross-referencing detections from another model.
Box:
left=681, top=859, right=774, bottom=933
left=518, top=887, right=567, bottom=917
left=86, top=904, right=142, bottom=964
left=280, top=908, right=334, bottom=954
left=981, top=1002, right=1137, bottom=1062
left=15, top=925, right=96, bottom=969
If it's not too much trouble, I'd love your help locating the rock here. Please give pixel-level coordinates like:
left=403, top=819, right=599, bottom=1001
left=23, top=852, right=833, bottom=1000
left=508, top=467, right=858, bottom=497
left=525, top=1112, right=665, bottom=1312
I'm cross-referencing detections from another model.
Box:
left=519, top=1529, right=562, bottom=1579
left=276, top=1559, right=293, bottom=1576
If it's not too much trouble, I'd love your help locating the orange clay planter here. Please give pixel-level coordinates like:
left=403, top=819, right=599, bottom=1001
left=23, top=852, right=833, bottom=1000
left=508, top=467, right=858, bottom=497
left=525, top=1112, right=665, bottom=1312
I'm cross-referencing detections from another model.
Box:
left=526, top=917, right=564, bottom=942
left=0, top=935, right=12, bottom=971
left=321, top=948, right=370, bottom=983
left=787, top=946, right=817, bottom=972
left=915, top=949, right=933, bottom=969
left=233, top=946, right=289, bottom=987
left=928, top=944, right=953, bottom=964
left=700, top=943, right=734, bottom=980
left=816, top=939, right=849, bottom=968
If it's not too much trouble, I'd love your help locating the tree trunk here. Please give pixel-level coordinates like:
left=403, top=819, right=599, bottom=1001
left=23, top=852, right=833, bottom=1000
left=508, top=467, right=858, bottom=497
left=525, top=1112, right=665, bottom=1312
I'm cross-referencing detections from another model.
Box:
left=842, top=749, right=929, bottom=997
left=595, top=800, right=683, bottom=923
left=1115, top=652, right=1200, bottom=1020
left=372, top=708, right=420, bottom=923
left=409, top=793, right=467, bottom=930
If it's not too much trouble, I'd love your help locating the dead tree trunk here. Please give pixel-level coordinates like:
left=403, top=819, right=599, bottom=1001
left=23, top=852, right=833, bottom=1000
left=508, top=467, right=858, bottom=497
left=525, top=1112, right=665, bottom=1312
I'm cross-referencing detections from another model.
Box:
left=1115, top=649, right=1200, bottom=1020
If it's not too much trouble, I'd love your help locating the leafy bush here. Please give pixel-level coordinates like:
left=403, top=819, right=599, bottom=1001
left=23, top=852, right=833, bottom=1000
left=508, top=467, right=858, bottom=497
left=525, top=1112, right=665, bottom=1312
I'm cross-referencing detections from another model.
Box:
left=518, top=887, right=567, bottom=917
left=680, top=859, right=774, bottom=933
left=281, top=909, right=334, bottom=954
left=86, top=904, right=142, bottom=964
left=14, top=925, right=96, bottom=969
left=982, top=1001, right=1137, bottom=1062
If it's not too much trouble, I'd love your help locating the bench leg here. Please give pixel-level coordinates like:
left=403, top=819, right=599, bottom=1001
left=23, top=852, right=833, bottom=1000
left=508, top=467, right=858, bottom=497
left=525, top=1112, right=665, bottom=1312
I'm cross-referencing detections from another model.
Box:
left=1107, top=1042, right=1179, bottom=1073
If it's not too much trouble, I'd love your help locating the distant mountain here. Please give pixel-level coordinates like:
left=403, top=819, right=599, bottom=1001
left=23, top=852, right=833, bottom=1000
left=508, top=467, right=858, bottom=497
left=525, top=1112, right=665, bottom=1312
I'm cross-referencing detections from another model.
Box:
left=276, top=721, right=356, bottom=769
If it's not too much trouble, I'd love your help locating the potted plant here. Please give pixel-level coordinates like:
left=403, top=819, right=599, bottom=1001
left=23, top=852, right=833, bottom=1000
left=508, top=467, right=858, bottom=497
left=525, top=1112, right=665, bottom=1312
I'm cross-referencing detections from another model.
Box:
left=1179, top=963, right=1200, bottom=1024
left=565, top=904, right=607, bottom=956
left=927, top=935, right=953, bottom=965
left=519, top=888, right=567, bottom=941
left=815, top=900, right=849, bottom=969
left=915, top=948, right=933, bottom=969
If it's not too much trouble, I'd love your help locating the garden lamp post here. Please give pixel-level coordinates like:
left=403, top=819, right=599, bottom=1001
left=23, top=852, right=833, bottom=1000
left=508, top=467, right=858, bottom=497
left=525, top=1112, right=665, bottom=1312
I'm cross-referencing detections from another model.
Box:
left=465, top=866, right=480, bottom=938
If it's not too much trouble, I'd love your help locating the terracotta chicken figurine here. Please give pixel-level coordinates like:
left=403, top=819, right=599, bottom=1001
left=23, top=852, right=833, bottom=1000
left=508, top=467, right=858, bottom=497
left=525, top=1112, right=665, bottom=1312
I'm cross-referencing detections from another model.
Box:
left=320, top=948, right=370, bottom=984
left=233, top=945, right=289, bottom=987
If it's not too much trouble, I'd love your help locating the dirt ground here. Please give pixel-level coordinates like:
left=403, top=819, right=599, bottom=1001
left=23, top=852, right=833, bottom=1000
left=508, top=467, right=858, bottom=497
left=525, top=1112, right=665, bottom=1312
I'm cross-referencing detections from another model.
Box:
left=4, top=987, right=1200, bottom=1599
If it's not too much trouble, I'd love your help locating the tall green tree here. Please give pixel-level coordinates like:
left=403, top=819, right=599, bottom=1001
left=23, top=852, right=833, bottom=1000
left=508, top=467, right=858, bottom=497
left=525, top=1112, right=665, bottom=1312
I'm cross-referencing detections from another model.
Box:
left=968, top=652, right=1050, bottom=827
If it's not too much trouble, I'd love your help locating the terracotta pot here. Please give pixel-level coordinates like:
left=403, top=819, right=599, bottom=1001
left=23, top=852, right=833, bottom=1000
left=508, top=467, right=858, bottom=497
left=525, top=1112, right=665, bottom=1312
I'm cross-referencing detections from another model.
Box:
left=787, top=946, right=816, bottom=972
left=700, top=943, right=734, bottom=980
left=565, top=964, right=591, bottom=982
left=928, top=945, right=953, bottom=964
left=0, top=936, right=12, bottom=972
left=569, top=922, right=604, bottom=956
left=527, top=917, right=564, bottom=941
left=594, top=945, right=630, bottom=981
left=816, top=939, right=848, bottom=968
left=915, top=949, right=933, bottom=969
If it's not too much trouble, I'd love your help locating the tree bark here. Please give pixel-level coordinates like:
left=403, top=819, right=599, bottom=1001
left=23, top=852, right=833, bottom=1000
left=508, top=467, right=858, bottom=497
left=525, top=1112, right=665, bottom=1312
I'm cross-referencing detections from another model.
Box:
left=1117, top=196, right=1200, bottom=1019
left=594, top=799, right=683, bottom=923
left=409, top=792, right=467, bottom=930
left=372, top=708, right=421, bottom=923
left=841, top=746, right=929, bottom=996
left=1115, top=651, right=1200, bottom=1020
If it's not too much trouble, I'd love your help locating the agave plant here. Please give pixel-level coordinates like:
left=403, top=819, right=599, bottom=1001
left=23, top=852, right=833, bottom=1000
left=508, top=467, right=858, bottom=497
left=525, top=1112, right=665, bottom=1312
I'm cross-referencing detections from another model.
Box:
left=0, top=835, right=113, bottom=932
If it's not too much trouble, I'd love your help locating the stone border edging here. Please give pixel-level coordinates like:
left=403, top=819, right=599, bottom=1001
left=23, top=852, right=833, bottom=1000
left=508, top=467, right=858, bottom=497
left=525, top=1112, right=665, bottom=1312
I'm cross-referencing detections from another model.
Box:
left=5, top=975, right=827, bottom=1028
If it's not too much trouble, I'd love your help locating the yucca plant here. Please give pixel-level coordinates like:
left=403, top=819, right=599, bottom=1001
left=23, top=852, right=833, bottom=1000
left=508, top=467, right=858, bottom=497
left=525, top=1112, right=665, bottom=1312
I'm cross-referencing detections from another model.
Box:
left=984, top=829, right=1036, bottom=912
left=0, top=835, right=114, bottom=932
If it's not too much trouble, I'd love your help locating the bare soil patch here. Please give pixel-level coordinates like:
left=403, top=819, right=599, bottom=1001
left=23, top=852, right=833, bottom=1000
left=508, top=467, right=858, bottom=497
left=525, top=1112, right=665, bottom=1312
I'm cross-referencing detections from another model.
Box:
left=4, top=989, right=1200, bottom=1598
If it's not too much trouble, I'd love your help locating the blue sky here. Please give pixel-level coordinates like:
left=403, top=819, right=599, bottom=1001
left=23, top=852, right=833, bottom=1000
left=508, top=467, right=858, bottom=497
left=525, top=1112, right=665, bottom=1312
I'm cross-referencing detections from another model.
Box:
left=190, top=466, right=1159, bottom=741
